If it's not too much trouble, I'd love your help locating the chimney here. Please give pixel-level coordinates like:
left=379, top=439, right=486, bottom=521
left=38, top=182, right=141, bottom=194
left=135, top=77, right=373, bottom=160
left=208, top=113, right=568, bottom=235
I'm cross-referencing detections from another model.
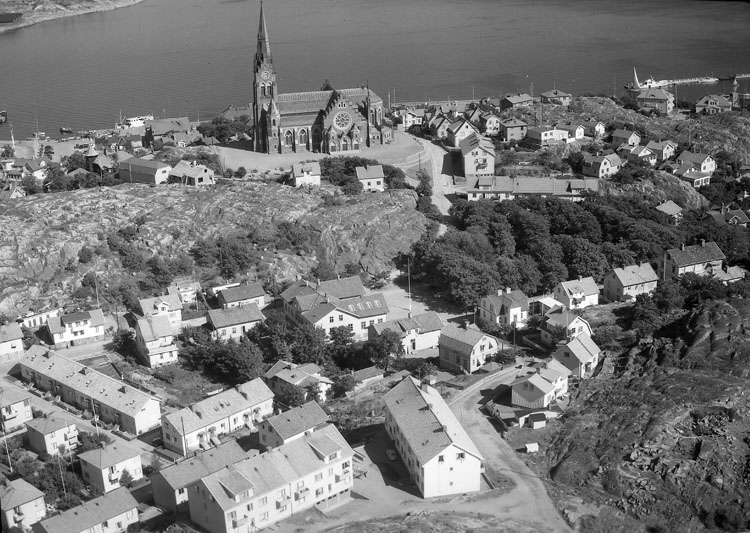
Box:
left=577, top=275, right=582, bottom=281
left=700, top=239, right=706, bottom=247
left=441, top=424, right=447, bottom=432
left=505, top=287, right=512, bottom=294
left=421, top=381, right=430, bottom=392
left=99, top=440, right=106, bottom=449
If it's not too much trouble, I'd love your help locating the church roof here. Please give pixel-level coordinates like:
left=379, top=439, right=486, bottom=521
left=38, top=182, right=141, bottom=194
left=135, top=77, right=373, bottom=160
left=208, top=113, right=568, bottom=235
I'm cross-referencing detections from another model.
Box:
left=276, top=88, right=382, bottom=116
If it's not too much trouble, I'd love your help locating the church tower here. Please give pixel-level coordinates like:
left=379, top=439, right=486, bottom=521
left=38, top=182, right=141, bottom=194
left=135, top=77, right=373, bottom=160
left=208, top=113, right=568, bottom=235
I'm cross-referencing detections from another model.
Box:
left=253, top=2, right=277, bottom=153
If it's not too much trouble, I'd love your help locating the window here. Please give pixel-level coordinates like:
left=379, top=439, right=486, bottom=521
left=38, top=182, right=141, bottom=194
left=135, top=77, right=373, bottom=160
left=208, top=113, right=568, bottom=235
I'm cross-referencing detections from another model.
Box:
left=328, top=467, right=334, bottom=476
left=329, top=316, right=334, bottom=323
left=260, top=512, right=269, bottom=521
left=377, top=318, right=383, bottom=323
left=457, top=452, right=465, bottom=460
left=316, top=488, right=324, bottom=497
left=315, top=472, right=323, bottom=482
left=259, top=496, right=267, bottom=506
left=279, top=504, right=288, bottom=512
left=438, top=455, right=444, bottom=463
left=361, top=321, right=366, bottom=329
left=328, top=452, right=338, bottom=461
left=229, top=511, right=237, bottom=519
left=338, top=314, right=343, bottom=321
left=297, top=481, right=304, bottom=489
left=178, top=488, right=185, bottom=495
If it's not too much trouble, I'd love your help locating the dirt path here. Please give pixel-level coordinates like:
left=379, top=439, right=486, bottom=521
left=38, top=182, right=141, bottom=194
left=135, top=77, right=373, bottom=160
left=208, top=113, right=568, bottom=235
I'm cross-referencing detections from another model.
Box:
left=412, top=137, right=453, bottom=216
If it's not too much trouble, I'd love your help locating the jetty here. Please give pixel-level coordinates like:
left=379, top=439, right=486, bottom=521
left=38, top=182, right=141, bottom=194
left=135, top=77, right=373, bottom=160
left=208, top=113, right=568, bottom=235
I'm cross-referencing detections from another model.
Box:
left=718, top=73, right=750, bottom=81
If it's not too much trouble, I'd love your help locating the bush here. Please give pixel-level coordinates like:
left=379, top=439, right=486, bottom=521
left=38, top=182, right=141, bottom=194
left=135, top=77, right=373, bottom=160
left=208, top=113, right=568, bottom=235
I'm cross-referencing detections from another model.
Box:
left=78, top=246, right=94, bottom=264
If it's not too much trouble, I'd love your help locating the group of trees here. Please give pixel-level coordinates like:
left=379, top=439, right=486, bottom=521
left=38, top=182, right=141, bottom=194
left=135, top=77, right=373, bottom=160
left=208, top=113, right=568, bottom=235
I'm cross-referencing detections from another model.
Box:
left=319, top=156, right=411, bottom=195
left=196, top=115, right=252, bottom=143
left=410, top=195, right=750, bottom=308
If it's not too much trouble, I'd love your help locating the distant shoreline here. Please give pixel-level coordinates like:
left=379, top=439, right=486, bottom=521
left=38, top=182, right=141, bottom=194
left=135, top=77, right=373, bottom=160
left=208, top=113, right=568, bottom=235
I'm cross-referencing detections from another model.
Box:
left=0, top=0, right=145, bottom=35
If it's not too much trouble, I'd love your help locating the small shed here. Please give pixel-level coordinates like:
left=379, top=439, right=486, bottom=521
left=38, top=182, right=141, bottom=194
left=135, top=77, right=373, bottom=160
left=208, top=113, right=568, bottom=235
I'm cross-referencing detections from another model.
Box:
left=524, top=442, right=539, bottom=453
left=527, top=412, right=547, bottom=429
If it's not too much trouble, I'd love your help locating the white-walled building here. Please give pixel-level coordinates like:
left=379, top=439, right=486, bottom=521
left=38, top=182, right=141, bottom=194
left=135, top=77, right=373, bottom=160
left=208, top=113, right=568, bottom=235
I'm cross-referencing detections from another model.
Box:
left=603, top=263, right=659, bottom=302
left=19, top=346, right=162, bottom=436
left=0, top=478, right=46, bottom=531
left=207, top=305, right=265, bottom=341
left=292, top=162, right=321, bottom=187
left=368, top=311, right=444, bottom=354
left=79, top=441, right=143, bottom=495
left=118, top=157, right=172, bottom=185
left=217, top=283, right=267, bottom=309
left=170, top=160, right=216, bottom=186
left=355, top=165, right=385, bottom=192
left=187, top=425, right=353, bottom=533
left=258, top=401, right=329, bottom=449
left=0, top=322, right=24, bottom=363
left=162, top=378, right=274, bottom=456
left=139, top=293, right=183, bottom=334
left=135, top=314, right=178, bottom=368
left=552, top=333, right=602, bottom=378
left=438, top=324, right=498, bottom=374
left=26, top=415, right=79, bottom=456
left=383, top=377, right=484, bottom=498
left=553, top=277, right=600, bottom=310
left=478, top=288, right=529, bottom=329
left=540, top=308, right=593, bottom=348
left=46, top=309, right=107, bottom=349
left=18, top=307, right=61, bottom=330
left=0, top=386, right=32, bottom=433
left=38, top=487, right=139, bottom=533
left=264, top=361, right=334, bottom=403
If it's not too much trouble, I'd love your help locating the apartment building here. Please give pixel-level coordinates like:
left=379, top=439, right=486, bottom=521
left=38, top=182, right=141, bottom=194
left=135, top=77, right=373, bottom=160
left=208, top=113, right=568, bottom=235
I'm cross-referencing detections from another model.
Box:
left=19, top=346, right=162, bottom=435
left=257, top=401, right=329, bottom=449
left=135, top=314, right=178, bottom=367
left=187, top=425, right=353, bottom=533
left=0, top=386, right=32, bottom=433
left=383, top=377, right=484, bottom=498
left=162, top=378, right=274, bottom=456
left=79, top=441, right=143, bottom=495
left=26, top=415, right=79, bottom=456
left=38, top=487, right=139, bottom=533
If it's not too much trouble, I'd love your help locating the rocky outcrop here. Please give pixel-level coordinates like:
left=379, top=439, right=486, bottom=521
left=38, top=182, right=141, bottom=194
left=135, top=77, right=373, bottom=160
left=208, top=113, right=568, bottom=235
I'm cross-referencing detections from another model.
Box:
left=0, top=183, right=426, bottom=315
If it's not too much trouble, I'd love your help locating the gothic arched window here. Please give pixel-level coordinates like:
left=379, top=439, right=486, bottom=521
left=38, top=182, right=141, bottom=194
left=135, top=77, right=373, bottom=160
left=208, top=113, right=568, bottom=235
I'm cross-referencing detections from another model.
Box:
left=269, top=85, right=274, bottom=97
left=341, top=137, right=349, bottom=151
left=299, top=129, right=308, bottom=148
left=285, top=130, right=294, bottom=146
left=261, top=83, right=266, bottom=97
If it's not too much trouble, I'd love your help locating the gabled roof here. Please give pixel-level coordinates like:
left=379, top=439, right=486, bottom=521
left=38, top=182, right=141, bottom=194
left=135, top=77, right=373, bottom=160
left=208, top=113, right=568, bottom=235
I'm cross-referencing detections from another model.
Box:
left=666, top=241, right=725, bottom=267
left=511, top=373, right=555, bottom=394
left=542, top=307, right=589, bottom=331
left=352, top=365, right=385, bottom=382
left=26, top=414, right=76, bottom=435
left=139, top=293, right=182, bottom=316
left=503, top=93, right=533, bottom=104
left=646, top=140, right=677, bottom=152
left=500, top=118, right=527, bottom=128
left=0, top=478, right=45, bottom=509
left=610, top=263, right=658, bottom=287
left=328, top=293, right=389, bottom=319
left=39, top=487, right=137, bottom=533
left=164, top=378, right=274, bottom=436
left=655, top=200, right=682, bottom=216
left=79, top=442, right=140, bottom=469
left=262, top=401, right=329, bottom=440
left=637, top=87, right=674, bottom=101
left=557, top=277, right=599, bottom=297
left=677, top=151, right=713, bottom=165
left=136, top=314, right=173, bottom=342
left=545, top=358, right=572, bottom=377
left=199, top=425, right=352, bottom=511
left=355, top=165, right=385, bottom=182
left=383, top=377, right=482, bottom=465
left=218, top=283, right=266, bottom=304
left=370, top=311, right=444, bottom=337
left=170, top=160, right=213, bottom=179
left=611, top=129, right=639, bottom=139
left=118, top=157, right=171, bottom=173
left=459, top=132, right=494, bottom=156
left=292, top=161, right=321, bottom=176
left=314, top=276, right=365, bottom=300
left=483, top=289, right=529, bottom=313
left=0, top=321, right=23, bottom=343
left=440, top=324, right=495, bottom=353
left=156, top=440, right=247, bottom=491
left=541, top=89, right=571, bottom=98
left=696, top=94, right=731, bottom=108
left=0, top=385, right=30, bottom=407
left=146, top=116, right=190, bottom=136
left=266, top=361, right=333, bottom=388
left=555, top=333, right=600, bottom=364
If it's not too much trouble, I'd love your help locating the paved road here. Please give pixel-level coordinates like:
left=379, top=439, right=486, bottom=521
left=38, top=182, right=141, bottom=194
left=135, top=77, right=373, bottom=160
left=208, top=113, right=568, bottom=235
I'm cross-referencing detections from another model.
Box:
left=450, top=370, right=573, bottom=532
left=412, top=137, right=454, bottom=216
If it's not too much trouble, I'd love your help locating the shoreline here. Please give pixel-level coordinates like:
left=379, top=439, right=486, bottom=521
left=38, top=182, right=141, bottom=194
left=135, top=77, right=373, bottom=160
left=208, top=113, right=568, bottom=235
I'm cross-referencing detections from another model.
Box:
left=0, top=0, right=145, bottom=35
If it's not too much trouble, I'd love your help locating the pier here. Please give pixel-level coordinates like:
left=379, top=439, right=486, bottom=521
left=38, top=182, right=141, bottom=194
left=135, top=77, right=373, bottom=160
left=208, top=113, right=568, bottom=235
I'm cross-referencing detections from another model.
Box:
left=718, top=73, right=750, bottom=81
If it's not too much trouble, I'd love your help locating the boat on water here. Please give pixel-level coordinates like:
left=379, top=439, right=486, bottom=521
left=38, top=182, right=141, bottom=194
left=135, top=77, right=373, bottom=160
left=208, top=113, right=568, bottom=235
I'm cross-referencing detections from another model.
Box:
left=625, top=68, right=670, bottom=90
left=115, top=114, right=154, bottom=129
left=699, top=76, right=719, bottom=84
left=60, top=126, right=73, bottom=134
left=0, top=110, right=6, bottom=124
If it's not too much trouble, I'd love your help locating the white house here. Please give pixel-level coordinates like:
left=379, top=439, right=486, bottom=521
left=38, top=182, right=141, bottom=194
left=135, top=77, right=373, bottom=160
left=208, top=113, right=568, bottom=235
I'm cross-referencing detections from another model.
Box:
left=217, top=283, right=267, bottom=309
left=139, top=293, right=183, bottom=333
left=355, top=164, right=386, bottom=192
left=446, top=118, right=478, bottom=147
left=511, top=373, right=556, bottom=409
left=603, top=263, right=659, bottom=302
left=18, top=307, right=61, bottom=330
left=368, top=311, right=444, bottom=354
left=161, top=378, right=274, bottom=456
left=611, top=129, right=641, bottom=147
left=582, top=153, right=622, bottom=178
left=0, top=322, right=24, bottom=363
left=135, top=314, right=178, bottom=368
left=26, top=415, right=79, bottom=456
left=264, top=361, right=333, bottom=403
left=553, top=277, right=600, bottom=310
left=38, top=487, right=139, bottom=533
left=658, top=241, right=726, bottom=282
left=257, top=400, right=329, bottom=449
left=207, top=305, right=265, bottom=341
left=168, top=277, right=201, bottom=305
left=676, top=151, right=716, bottom=175
left=0, top=386, right=32, bottom=433
left=46, top=309, right=107, bottom=349
left=79, top=441, right=143, bottom=495
left=169, top=160, right=215, bottom=186
left=187, top=425, right=353, bottom=533
left=292, top=162, right=321, bottom=188
left=460, top=133, right=495, bottom=177
left=438, top=324, right=498, bottom=374
left=478, top=288, right=529, bottom=329
left=552, top=333, right=601, bottom=378
left=0, top=478, right=46, bottom=531
left=540, top=308, right=593, bottom=347
left=383, top=377, right=484, bottom=498
left=118, top=157, right=172, bottom=185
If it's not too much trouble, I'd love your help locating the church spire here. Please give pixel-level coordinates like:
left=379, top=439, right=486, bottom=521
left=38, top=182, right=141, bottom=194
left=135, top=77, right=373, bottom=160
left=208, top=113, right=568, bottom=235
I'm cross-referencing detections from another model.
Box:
left=256, top=1, right=272, bottom=63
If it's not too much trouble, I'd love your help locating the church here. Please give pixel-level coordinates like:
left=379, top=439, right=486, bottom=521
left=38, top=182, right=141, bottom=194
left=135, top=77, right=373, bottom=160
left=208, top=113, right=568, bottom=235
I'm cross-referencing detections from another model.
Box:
left=252, top=4, right=390, bottom=154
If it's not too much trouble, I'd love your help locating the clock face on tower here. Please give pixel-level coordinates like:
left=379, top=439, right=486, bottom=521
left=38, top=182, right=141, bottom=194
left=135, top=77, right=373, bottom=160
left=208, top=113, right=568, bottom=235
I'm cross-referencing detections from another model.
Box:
left=260, top=70, right=270, bottom=81
left=334, top=111, right=352, bottom=130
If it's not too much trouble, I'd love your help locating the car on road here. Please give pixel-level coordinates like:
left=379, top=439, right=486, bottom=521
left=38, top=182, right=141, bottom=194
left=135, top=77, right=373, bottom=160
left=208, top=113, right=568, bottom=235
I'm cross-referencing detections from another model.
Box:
left=386, top=449, right=397, bottom=461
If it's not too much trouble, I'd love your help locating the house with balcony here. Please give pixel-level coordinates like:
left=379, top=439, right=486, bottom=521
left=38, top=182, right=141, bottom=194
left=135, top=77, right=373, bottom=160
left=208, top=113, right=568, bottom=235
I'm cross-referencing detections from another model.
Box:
left=19, top=346, right=162, bottom=435
left=552, top=333, right=601, bottom=378
left=152, top=441, right=248, bottom=513
left=46, top=308, right=107, bottom=349
left=135, top=314, right=178, bottom=368
left=218, top=283, right=267, bottom=309
left=478, top=288, right=529, bottom=329
left=38, top=487, right=139, bottom=533
left=553, top=276, right=600, bottom=310
left=499, top=117, right=528, bottom=142
left=0, top=322, right=24, bottom=363
left=459, top=133, right=495, bottom=177
left=162, top=378, right=274, bottom=456
left=187, top=425, right=353, bottom=533
left=368, top=311, right=444, bottom=354
left=26, top=415, right=79, bottom=456
left=0, top=386, right=32, bottom=433
left=383, top=377, right=484, bottom=498
left=355, top=165, right=385, bottom=192
left=0, top=478, right=46, bottom=531
left=292, top=162, right=321, bottom=188
left=207, top=305, right=265, bottom=341
left=438, top=324, right=498, bottom=374
left=540, top=307, right=593, bottom=347
left=139, top=293, right=182, bottom=334
left=658, top=241, right=728, bottom=283
left=264, top=361, right=334, bottom=404
left=280, top=276, right=388, bottom=341
left=603, top=263, right=659, bottom=302
left=258, top=401, right=329, bottom=449
left=79, top=441, right=143, bottom=495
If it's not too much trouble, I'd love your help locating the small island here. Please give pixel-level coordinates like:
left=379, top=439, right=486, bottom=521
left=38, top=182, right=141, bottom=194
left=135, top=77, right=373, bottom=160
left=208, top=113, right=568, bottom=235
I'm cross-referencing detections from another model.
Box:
left=0, top=0, right=144, bottom=34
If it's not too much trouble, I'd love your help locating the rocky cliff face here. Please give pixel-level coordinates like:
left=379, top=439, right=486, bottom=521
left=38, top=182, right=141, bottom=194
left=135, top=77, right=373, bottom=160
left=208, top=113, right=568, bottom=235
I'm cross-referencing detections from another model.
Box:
left=0, top=183, right=426, bottom=315
left=548, top=300, right=750, bottom=532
